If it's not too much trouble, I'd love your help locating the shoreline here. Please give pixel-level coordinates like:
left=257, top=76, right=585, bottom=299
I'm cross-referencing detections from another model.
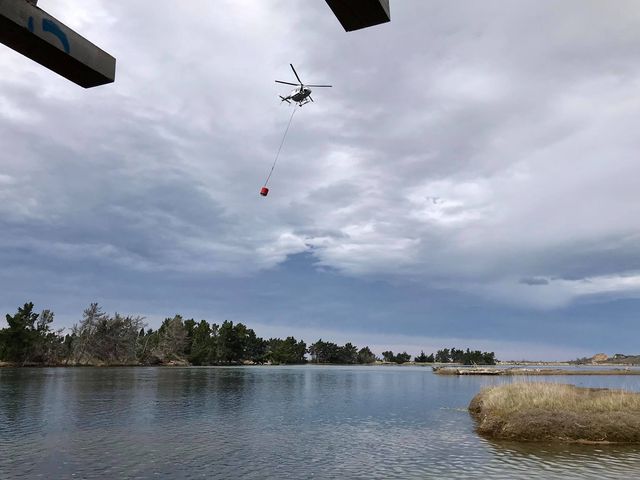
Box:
left=435, top=366, right=640, bottom=376
left=3, top=361, right=639, bottom=372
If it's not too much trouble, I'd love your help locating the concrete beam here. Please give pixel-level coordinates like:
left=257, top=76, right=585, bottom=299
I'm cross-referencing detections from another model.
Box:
left=0, top=0, right=115, bottom=88
left=324, top=0, right=390, bottom=32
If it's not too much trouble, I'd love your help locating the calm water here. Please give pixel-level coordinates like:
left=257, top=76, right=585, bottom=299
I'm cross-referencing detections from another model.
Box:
left=2, top=366, right=640, bottom=479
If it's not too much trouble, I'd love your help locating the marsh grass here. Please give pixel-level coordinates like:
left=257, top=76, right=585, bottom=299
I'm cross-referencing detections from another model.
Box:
left=469, top=382, right=640, bottom=443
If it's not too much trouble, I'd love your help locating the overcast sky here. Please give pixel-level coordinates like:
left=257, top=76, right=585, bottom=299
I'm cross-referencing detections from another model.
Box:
left=2, top=0, right=640, bottom=360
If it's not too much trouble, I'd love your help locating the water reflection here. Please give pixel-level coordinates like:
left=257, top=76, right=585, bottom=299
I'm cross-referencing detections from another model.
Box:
left=480, top=438, right=640, bottom=479
left=1, top=366, right=639, bottom=479
left=0, top=368, right=48, bottom=432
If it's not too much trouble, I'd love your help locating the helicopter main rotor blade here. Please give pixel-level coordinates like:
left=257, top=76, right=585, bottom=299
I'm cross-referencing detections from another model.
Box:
left=275, top=80, right=299, bottom=86
left=305, top=84, right=332, bottom=88
left=290, top=64, right=303, bottom=85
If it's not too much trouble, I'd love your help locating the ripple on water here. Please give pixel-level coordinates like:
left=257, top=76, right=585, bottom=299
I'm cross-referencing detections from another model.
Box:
left=2, top=366, right=640, bottom=479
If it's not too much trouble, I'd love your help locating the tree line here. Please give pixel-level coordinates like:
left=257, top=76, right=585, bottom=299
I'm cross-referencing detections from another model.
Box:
left=0, top=303, right=309, bottom=366
left=414, top=347, right=496, bottom=365
left=0, top=302, right=496, bottom=366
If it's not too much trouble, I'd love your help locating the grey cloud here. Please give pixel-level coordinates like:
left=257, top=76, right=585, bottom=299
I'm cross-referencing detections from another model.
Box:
left=519, top=277, right=549, bottom=286
left=3, top=0, right=640, bottom=353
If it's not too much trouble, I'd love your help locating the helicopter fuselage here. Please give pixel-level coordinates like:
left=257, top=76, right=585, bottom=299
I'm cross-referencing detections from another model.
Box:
left=288, top=87, right=311, bottom=103
left=279, top=87, right=313, bottom=106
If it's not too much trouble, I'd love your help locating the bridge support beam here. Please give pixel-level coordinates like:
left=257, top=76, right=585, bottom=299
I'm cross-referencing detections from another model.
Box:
left=324, top=0, right=390, bottom=32
left=0, top=0, right=115, bottom=88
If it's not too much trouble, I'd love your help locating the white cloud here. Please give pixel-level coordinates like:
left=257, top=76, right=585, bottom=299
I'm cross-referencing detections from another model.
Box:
left=468, top=273, right=640, bottom=310
left=256, top=232, right=310, bottom=268
left=0, top=174, right=14, bottom=185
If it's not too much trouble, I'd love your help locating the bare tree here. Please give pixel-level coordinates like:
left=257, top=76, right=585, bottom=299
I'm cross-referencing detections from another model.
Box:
left=72, top=303, right=145, bottom=365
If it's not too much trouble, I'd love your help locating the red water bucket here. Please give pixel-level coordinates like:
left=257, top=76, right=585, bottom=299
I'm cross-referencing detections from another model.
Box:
left=260, top=187, right=269, bottom=197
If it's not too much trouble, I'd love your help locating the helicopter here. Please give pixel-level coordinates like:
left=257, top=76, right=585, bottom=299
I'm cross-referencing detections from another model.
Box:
left=276, top=64, right=332, bottom=107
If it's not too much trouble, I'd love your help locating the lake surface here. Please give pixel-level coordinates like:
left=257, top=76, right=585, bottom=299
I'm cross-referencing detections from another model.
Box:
left=2, top=366, right=640, bottom=479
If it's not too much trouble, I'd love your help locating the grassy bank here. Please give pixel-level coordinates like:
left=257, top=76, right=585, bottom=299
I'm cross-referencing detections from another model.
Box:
left=469, top=382, right=640, bottom=443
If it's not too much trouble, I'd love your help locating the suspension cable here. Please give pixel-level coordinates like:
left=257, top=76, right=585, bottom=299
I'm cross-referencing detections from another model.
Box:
left=263, top=106, right=297, bottom=187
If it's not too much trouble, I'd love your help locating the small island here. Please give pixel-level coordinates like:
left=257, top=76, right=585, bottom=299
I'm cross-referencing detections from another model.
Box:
left=469, top=382, right=640, bottom=443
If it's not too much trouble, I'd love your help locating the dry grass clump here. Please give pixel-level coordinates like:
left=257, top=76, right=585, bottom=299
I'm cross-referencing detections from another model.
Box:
left=469, top=382, right=640, bottom=443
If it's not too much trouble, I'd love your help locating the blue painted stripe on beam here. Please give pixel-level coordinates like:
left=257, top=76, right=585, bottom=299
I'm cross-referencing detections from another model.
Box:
left=42, top=18, right=70, bottom=53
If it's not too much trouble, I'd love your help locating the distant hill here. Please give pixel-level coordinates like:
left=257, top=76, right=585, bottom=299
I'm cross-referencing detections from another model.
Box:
left=571, top=353, right=640, bottom=365
left=604, top=354, right=640, bottom=365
